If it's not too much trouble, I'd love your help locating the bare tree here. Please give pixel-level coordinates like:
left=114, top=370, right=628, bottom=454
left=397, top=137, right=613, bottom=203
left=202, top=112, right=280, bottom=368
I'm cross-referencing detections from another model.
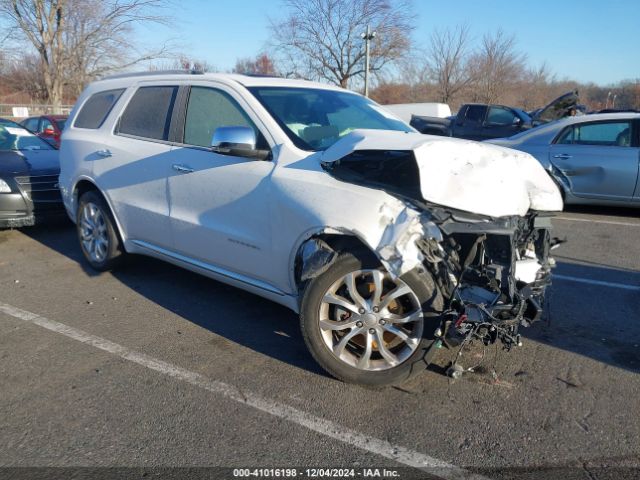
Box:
left=0, top=53, right=48, bottom=101
left=233, top=53, right=278, bottom=76
left=270, top=0, right=414, bottom=88
left=148, top=56, right=216, bottom=74
left=468, top=29, right=527, bottom=104
left=1, top=0, right=173, bottom=110
left=423, top=24, right=473, bottom=104
left=515, top=62, right=557, bottom=110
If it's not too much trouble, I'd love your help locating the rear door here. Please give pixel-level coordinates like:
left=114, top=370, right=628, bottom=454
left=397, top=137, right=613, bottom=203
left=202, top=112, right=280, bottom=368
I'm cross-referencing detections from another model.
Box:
left=549, top=119, right=639, bottom=200
left=455, top=105, right=486, bottom=139
left=94, top=84, right=179, bottom=248
left=633, top=119, right=640, bottom=202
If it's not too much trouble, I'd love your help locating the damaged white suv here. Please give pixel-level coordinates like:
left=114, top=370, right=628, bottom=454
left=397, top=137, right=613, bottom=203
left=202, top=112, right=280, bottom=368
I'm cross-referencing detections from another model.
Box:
left=59, top=72, right=563, bottom=386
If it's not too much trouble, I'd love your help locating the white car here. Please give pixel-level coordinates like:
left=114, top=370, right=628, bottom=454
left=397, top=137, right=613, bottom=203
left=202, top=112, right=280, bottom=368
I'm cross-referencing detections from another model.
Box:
left=59, top=72, right=562, bottom=386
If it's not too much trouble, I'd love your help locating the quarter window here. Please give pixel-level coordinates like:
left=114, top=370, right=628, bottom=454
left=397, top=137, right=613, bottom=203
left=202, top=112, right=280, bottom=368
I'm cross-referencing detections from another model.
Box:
left=183, top=87, right=259, bottom=148
left=556, top=121, right=631, bottom=147
left=74, top=89, right=125, bottom=129
left=118, top=86, right=178, bottom=141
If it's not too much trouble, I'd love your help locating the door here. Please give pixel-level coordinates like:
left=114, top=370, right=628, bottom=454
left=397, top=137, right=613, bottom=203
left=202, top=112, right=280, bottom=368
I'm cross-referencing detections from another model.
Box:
left=94, top=85, right=179, bottom=247
left=480, top=106, right=522, bottom=140
left=549, top=120, right=639, bottom=200
left=455, top=105, right=486, bottom=139
left=167, top=85, right=275, bottom=283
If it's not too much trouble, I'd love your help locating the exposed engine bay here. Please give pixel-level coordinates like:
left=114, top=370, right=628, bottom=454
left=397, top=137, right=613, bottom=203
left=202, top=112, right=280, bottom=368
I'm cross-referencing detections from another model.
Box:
left=315, top=135, right=565, bottom=377
left=416, top=205, right=558, bottom=375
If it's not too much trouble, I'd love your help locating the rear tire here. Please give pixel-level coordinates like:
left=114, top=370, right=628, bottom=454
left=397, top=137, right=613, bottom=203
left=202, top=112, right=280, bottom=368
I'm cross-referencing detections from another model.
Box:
left=76, top=190, right=124, bottom=271
left=300, top=252, right=443, bottom=387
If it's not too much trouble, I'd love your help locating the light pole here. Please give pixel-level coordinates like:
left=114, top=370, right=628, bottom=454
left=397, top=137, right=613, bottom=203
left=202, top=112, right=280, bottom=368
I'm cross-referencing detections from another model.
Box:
left=361, top=25, right=376, bottom=97
left=606, top=91, right=612, bottom=109
left=612, top=94, right=618, bottom=109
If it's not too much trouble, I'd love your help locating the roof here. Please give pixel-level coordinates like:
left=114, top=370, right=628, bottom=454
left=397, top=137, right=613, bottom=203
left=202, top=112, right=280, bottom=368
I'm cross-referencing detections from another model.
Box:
left=94, top=70, right=346, bottom=92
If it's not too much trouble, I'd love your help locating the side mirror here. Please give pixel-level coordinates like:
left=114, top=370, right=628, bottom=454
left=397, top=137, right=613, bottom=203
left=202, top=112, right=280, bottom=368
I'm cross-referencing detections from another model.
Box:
left=211, top=126, right=270, bottom=160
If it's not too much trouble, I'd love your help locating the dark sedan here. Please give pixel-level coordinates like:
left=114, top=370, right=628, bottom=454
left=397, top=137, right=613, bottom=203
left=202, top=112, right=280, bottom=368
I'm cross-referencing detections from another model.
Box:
left=0, top=119, right=65, bottom=228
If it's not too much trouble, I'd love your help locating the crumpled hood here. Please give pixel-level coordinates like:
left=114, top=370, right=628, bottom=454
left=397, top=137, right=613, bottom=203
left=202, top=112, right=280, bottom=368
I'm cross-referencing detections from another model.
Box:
left=322, top=130, right=563, bottom=217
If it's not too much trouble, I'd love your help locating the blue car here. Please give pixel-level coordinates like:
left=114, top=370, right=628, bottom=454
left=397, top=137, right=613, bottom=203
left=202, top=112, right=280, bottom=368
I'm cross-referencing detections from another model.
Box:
left=487, top=113, right=640, bottom=208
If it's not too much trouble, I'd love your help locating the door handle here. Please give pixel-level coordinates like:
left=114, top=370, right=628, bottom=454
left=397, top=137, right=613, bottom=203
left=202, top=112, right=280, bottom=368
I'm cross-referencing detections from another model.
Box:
left=96, top=149, right=112, bottom=158
left=553, top=153, right=572, bottom=160
left=172, top=164, right=194, bottom=173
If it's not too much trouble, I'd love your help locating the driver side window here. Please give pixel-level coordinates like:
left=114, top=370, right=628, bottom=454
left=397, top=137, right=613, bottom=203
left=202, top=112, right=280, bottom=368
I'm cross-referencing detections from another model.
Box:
left=183, top=87, right=262, bottom=148
left=40, top=118, right=54, bottom=133
left=486, top=107, right=517, bottom=125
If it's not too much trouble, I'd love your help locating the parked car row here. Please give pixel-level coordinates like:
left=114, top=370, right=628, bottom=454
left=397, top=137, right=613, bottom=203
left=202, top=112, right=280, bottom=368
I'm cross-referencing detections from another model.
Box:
left=410, top=91, right=580, bottom=140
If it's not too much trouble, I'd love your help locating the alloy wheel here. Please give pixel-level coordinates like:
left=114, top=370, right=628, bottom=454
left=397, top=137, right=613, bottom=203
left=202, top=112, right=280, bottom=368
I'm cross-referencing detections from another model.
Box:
left=318, top=269, right=424, bottom=371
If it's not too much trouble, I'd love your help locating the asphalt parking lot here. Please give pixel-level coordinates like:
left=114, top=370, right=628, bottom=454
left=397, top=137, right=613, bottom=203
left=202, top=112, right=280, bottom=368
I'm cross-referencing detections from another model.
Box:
left=1, top=206, right=639, bottom=479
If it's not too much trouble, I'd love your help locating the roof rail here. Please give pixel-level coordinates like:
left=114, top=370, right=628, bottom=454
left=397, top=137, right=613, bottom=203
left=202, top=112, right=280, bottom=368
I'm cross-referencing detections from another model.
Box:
left=241, top=73, right=282, bottom=78
left=99, top=70, right=205, bottom=81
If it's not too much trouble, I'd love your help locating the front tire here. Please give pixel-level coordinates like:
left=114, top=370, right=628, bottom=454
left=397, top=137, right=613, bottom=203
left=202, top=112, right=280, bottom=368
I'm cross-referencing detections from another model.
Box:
left=300, top=252, right=443, bottom=386
left=76, top=190, right=124, bottom=271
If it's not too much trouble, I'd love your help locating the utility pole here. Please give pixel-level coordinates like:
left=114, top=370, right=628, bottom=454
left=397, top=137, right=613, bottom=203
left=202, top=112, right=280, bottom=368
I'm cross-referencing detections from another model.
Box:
left=361, top=25, right=376, bottom=97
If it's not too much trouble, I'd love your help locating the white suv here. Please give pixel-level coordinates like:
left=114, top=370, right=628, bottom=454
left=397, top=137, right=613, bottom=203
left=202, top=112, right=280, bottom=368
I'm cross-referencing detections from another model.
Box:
left=59, top=72, right=562, bottom=386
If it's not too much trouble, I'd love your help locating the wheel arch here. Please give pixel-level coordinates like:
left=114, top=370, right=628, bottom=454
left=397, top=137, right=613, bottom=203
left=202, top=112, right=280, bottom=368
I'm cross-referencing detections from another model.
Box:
left=73, top=178, right=127, bottom=246
left=291, top=228, right=378, bottom=295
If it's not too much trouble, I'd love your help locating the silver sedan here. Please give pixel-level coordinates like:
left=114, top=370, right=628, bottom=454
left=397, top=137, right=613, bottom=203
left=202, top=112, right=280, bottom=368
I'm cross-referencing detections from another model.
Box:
left=487, top=113, right=640, bottom=208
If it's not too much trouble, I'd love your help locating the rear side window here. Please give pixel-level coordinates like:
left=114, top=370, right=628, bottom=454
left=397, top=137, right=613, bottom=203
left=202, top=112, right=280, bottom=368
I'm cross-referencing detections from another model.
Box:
left=74, top=89, right=125, bottom=129
left=556, top=121, right=631, bottom=147
left=118, top=86, right=178, bottom=141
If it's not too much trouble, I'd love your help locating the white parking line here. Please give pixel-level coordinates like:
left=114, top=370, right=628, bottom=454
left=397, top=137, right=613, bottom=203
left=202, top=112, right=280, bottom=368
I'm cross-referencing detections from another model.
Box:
left=554, top=274, right=640, bottom=291
left=556, top=216, right=640, bottom=227
left=0, top=301, right=489, bottom=480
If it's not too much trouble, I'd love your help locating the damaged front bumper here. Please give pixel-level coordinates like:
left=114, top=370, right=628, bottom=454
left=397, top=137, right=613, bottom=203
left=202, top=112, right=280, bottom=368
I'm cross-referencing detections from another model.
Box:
left=315, top=132, right=563, bottom=365
left=411, top=203, right=557, bottom=357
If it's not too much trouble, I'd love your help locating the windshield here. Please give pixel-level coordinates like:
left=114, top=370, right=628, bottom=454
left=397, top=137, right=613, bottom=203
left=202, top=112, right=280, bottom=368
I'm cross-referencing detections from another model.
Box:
left=248, top=87, right=412, bottom=151
left=0, top=121, right=53, bottom=151
left=56, top=118, right=67, bottom=130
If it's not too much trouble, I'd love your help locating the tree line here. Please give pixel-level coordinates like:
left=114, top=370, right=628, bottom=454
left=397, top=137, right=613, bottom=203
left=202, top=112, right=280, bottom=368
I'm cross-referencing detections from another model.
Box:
left=1, top=0, right=638, bottom=112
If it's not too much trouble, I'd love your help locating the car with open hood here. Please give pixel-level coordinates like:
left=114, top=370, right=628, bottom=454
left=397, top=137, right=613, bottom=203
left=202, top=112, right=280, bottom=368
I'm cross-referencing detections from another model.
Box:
left=59, top=72, right=563, bottom=386
left=410, top=90, right=580, bottom=140
left=0, top=119, right=64, bottom=228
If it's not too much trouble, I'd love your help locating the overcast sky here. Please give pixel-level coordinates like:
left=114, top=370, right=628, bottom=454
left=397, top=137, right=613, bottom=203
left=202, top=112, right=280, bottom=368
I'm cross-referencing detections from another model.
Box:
left=141, top=0, right=639, bottom=85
